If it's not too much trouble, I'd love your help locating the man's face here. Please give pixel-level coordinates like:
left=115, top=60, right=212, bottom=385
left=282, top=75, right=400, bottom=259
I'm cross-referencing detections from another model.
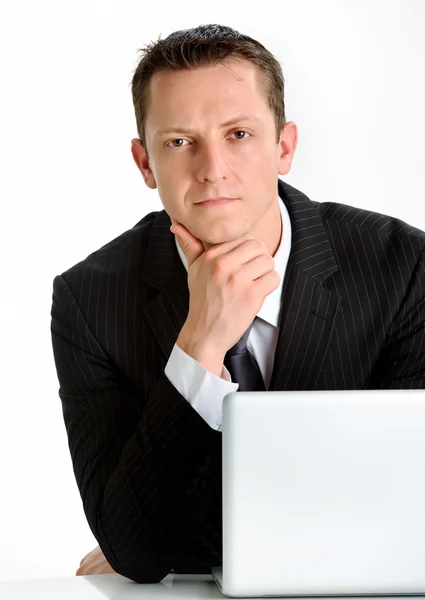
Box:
left=131, top=59, right=297, bottom=247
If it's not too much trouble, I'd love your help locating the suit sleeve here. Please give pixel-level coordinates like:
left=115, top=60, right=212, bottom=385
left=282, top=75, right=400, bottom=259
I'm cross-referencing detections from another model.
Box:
left=50, top=273, right=221, bottom=582
left=368, top=247, right=425, bottom=388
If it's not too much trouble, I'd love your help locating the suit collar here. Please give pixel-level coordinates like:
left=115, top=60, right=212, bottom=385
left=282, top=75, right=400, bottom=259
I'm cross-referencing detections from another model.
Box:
left=140, top=208, right=188, bottom=293
left=277, top=178, right=338, bottom=282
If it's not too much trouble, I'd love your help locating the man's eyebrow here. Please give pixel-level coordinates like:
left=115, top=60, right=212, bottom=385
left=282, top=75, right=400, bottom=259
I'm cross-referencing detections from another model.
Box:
left=155, top=115, right=260, bottom=137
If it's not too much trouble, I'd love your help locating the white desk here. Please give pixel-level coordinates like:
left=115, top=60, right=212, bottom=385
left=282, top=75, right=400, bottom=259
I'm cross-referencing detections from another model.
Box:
left=1, top=574, right=425, bottom=600
left=0, top=573, right=224, bottom=599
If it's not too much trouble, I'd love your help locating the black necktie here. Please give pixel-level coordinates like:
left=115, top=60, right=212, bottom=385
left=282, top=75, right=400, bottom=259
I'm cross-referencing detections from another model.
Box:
left=223, top=318, right=266, bottom=391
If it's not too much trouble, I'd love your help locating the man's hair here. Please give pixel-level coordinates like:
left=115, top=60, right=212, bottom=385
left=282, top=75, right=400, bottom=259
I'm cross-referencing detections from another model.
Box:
left=131, top=24, right=286, bottom=155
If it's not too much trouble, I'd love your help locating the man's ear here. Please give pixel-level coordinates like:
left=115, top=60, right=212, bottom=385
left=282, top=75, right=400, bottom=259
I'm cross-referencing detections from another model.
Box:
left=131, top=138, right=157, bottom=189
left=277, top=121, right=298, bottom=176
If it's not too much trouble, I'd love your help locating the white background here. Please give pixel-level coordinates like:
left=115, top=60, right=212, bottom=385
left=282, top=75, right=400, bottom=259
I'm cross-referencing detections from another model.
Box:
left=0, top=0, right=424, bottom=582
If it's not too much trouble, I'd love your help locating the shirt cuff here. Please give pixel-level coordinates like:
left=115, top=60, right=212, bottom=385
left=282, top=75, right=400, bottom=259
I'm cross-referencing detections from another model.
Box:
left=164, top=343, right=238, bottom=431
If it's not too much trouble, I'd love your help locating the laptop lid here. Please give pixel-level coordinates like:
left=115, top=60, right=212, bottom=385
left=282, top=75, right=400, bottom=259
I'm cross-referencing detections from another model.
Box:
left=218, top=390, right=425, bottom=597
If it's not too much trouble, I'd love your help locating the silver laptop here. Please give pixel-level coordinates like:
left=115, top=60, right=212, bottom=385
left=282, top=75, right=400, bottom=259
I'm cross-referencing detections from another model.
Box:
left=212, top=390, right=425, bottom=597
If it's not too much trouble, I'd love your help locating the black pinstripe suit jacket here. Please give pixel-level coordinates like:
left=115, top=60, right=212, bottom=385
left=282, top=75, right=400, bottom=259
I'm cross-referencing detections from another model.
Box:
left=50, top=178, right=425, bottom=582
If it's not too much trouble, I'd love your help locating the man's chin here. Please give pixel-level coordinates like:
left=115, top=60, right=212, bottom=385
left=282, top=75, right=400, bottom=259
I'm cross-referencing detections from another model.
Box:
left=200, top=232, right=245, bottom=250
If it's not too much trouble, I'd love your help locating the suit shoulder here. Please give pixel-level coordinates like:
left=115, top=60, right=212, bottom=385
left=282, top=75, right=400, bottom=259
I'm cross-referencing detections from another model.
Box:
left=54, top=210, right=160, bottom=286
left=316, top=200, right=425, bottom=247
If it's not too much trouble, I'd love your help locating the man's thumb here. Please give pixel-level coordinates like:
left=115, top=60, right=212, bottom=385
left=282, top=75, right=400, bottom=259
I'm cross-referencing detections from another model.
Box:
left=170, top=224, right=204, bottom=267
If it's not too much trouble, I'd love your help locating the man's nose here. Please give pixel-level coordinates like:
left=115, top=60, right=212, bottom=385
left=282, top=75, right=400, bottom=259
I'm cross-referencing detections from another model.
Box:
left=194, top=142, right=229, bottom=183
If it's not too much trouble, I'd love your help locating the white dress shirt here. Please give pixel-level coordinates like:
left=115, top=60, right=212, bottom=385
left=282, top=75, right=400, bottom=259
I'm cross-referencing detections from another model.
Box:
left=164, top=194, right=292, bottom=431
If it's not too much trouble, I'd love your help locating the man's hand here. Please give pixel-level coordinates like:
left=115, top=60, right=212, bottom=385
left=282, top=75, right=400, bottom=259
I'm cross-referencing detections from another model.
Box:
left=170, top=222, right=280, bottom=376
left=76, top=544, right=116, bottom=576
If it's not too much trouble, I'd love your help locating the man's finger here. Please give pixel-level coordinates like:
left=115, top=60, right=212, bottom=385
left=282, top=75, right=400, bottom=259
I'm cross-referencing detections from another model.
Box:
left=170, top=223, right=204, bottom=267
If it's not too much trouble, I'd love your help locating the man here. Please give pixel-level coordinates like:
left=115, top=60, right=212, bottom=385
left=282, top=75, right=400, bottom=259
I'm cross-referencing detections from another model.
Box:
left=51, top=24, right=425, bottom=582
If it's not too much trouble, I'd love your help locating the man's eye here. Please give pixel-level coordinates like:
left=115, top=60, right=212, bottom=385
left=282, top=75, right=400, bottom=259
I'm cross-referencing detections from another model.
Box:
left=167, top=139, right=189, bottom=147
left=231, top=130, right=250, bottom=139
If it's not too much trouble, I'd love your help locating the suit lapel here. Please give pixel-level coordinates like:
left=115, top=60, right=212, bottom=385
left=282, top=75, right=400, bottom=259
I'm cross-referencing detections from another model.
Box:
left=139, top=210, right=190, bottom=361
left=139, top=179, right=342, bottom=390
left=269, top=180, right=341, bottom=390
